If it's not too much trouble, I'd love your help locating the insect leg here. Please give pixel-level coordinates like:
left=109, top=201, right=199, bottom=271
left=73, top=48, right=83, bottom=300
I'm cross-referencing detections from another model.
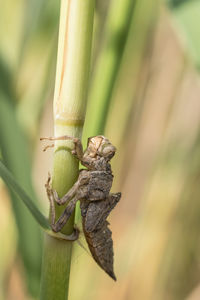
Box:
left=51, top=196, right=79, bottom=232
left=45, top=175, right=80, bottom=235
left=45, top=173, right=56, bottom=226
left=40, top=135, right=84, bottom=160
left=52, top=181, right=79, bottom=205
left=47, top=189, right=79, bottom=241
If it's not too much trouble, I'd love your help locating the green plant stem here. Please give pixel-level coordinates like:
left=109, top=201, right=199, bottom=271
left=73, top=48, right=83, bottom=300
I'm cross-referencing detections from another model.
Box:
left=40, top=1, right=94, bottom=299
left=105, top=0, right=159, bottom=147
left=83, top=0, right=135, bottom=138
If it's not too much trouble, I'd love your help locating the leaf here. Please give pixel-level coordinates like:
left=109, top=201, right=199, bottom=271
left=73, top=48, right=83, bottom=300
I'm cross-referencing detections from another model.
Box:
left=0, top=160, right=50, bottom=230
left=0, top=56, right=16, bottom=103
left=0, top=93, right=43, bottom=296
left=0, top=160, right=79, bottom=242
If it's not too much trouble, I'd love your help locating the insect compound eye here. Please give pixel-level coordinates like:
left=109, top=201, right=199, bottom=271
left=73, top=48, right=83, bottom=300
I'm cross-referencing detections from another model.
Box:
left=100, top=144, right=116, bottom=158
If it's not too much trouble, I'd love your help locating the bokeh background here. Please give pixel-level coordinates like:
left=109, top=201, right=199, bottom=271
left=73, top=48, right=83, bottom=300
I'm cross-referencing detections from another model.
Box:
left=1, top=0, right=200, bottom=299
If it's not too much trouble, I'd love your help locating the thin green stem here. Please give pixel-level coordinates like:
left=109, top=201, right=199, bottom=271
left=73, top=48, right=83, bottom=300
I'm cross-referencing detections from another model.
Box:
left=105, top=0, right=159, bottom=147
left=40, top=1, right=94, bottom=299
left=83, top=0, right=136, bottom=138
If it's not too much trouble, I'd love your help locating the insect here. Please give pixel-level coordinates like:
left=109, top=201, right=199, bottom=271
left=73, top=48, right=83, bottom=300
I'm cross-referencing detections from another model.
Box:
left=41, top=135, right=121, bottom=280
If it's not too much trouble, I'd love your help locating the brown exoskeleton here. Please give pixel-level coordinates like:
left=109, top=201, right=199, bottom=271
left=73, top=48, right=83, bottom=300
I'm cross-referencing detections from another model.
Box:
left=41, top=135, right=121, bottom=280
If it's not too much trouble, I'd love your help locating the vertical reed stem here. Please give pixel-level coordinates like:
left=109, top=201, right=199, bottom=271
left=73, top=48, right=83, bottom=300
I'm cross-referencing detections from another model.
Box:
left=40, top=1, right=94, bottom=299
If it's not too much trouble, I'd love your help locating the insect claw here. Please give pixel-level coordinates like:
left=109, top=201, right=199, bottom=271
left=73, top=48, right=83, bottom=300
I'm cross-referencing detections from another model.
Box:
left=45, top=173, right=51, bottom=188
left=43, top=144, right=54, bottom=152
left=71, top=149, right=76, bottom=155
left=40, top=137, right=47, bottom=141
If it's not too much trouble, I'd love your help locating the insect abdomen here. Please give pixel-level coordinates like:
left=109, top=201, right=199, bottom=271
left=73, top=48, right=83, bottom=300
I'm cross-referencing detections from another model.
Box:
left=82, top=218, right=116, bottom=281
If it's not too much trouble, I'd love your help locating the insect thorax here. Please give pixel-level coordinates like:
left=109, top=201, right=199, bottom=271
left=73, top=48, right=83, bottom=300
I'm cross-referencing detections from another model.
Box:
left=78, top=170, right=113, bottom=201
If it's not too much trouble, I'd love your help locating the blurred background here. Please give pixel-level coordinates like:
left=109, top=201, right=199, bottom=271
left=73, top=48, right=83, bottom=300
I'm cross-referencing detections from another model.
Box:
left=1, top=0, right=200, bottom=299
